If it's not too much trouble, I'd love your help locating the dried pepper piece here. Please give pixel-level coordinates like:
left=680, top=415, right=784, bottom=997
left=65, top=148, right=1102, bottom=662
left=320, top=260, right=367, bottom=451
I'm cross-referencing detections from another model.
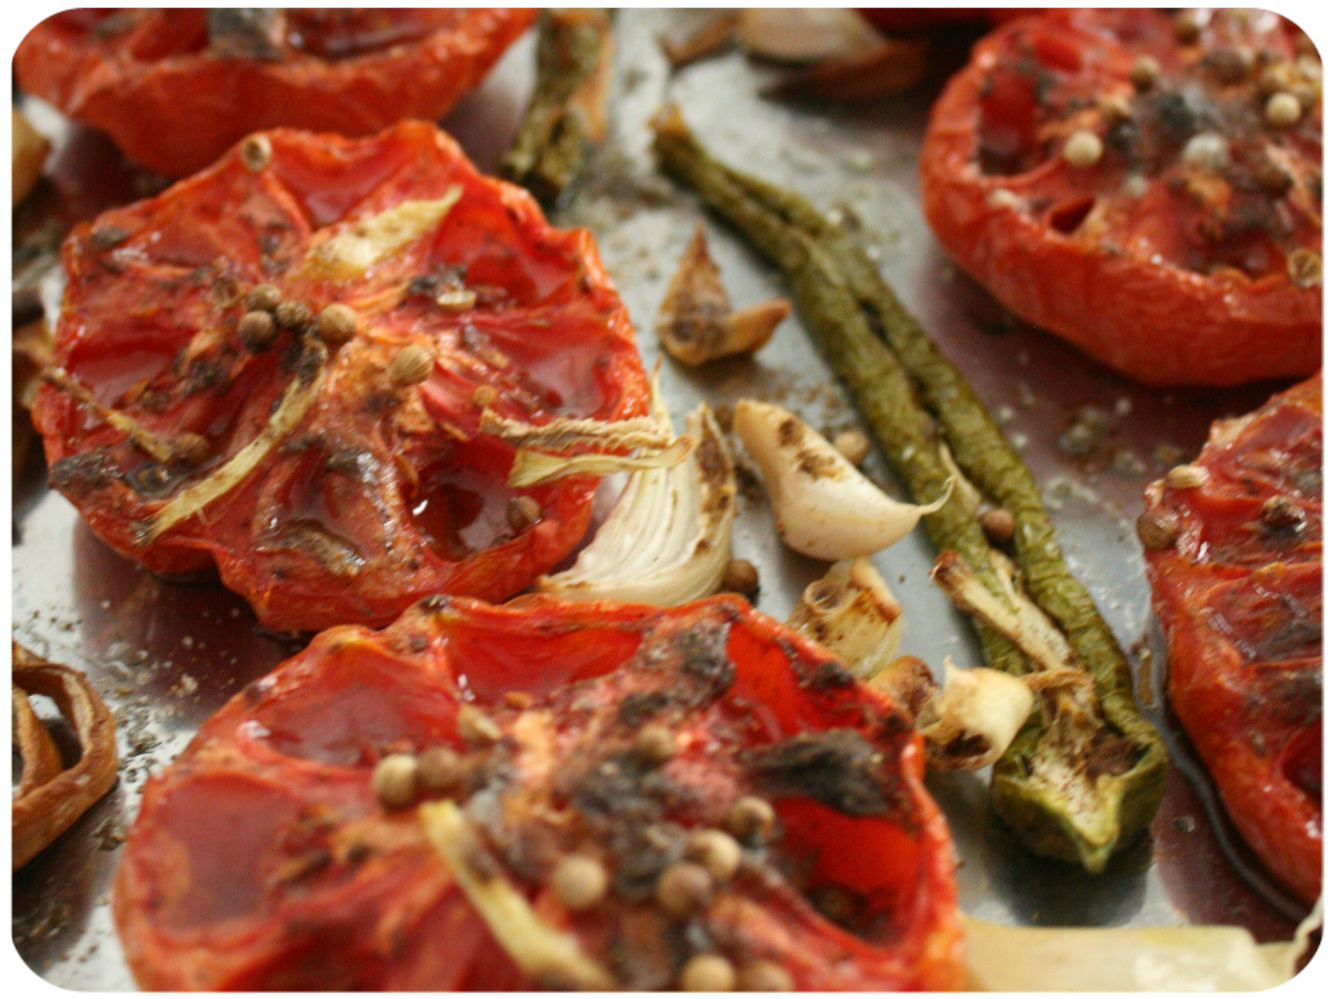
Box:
left=31, top=122, right=648, bottom=633
left=653, top=107, right=1166, bottom=872
left=501, top=9, right=614, bottom=205
left=113, top=596, right=962, bottom=989
left=12, top=644, right=119, bottom=870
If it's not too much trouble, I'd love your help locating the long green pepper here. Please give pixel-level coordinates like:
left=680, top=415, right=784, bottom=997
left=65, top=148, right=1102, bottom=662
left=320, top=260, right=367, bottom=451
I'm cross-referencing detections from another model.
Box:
left=653, top=108, right=1165, bottom=872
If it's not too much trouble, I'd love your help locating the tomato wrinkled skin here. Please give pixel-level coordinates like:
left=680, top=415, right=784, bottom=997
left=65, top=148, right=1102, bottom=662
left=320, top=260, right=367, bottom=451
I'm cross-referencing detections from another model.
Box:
left=1143, top=375, right=1322, bottom=904
left=32, top=122, right=648, bottom=633
left=113, top=595, right=963, bottom=990
left=921, top=9, right=1321, bottom=387
left=14, top=9, right=536, bottom=177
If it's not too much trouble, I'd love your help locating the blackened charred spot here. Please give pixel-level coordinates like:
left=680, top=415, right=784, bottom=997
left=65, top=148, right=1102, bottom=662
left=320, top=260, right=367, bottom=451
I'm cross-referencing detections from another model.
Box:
left=49, top=451, right=122, bottom=494
left=128, top=462, right=176, bottom=497
left=182, top=356, right=229, bottom=395
left=324, top=448, right=377, bottom=482
left=744, top=730, right=890, bottom=817
left=605, top=823, right=681, bottom=901
left=618, top=689, right=673, bottom=727
left=800, top=656, right=855, bottom=691
left=1145, top=89, right=1198, bottom=147
left=89, top=225, right=129, bottom=250
left=671, top=626, right=735, bottom=700
left=1083, top=726, right=1142, bottom=780
left=567, top=750, right=679, bottom=826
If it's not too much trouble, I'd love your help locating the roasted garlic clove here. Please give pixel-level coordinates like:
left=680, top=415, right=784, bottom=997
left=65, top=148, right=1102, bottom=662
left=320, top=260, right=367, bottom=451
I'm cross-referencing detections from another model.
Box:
left=734, top=399, right=949, bottom=559
left=656, top=223, right=789, bottom=366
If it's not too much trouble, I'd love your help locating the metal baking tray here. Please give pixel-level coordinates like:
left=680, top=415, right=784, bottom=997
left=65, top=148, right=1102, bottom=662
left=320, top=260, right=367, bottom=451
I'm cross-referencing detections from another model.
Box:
left=11, top=11, right=1305, bottom=989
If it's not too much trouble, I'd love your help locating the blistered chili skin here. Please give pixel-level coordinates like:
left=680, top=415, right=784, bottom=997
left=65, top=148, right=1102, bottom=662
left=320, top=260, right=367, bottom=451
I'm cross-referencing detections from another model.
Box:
left=1142, top=375, right=1322, bottom=904
left=921, top=8, right=1321, bottom=387
left=32, top=123, right=648, bottom=632
left=14, top=9, right=536, bottom=177
left=112, top=595, right=962, bottom=990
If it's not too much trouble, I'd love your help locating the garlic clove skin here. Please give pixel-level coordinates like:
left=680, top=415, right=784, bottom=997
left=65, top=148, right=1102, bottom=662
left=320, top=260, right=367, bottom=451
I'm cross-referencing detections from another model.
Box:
left=734, top=399, right=946, bottom=560
left=656, top=223, right=788, bottom=366
left=787, top=558, right=902, bottom=678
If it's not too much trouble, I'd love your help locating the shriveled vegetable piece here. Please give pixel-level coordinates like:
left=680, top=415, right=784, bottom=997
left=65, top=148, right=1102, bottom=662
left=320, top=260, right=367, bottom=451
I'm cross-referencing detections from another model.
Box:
left=653, top=107, right=1165, bottom=872
left=501, top=9, right=614, bottom=205
left=787, top=558, right=902, bottom=676
left=12, top=644, right=119, bottom=870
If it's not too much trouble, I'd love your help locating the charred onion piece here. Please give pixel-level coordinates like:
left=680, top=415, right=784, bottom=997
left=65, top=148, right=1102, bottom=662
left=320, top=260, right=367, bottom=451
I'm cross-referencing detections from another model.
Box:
left=656, top=223, right=789, bottom=365
left=12, top=643, right=119, bottom=870
left=501, top=9, right=614, bottom=204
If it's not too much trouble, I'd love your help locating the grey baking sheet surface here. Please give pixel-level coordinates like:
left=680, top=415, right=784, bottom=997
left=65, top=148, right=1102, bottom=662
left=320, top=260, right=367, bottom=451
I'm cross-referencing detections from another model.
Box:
left=11, top=10, right=1305, bottom=990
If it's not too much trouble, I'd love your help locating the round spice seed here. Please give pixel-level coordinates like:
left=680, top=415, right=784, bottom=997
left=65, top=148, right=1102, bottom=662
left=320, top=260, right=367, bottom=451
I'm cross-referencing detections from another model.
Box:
left=680, top=954, right=736, bottom=992
left=1061, top=130, right=1103, bottom=169
left=507, top=496, right=542, bottom=533
left=372, top=753, right=419, bottom=809
left=723, top=796, right=776, bottom=846
left=737, top=960, right=795, bottom=992
left=315, top=303, right=359, bottom=344
left=390, top=344, right=435, bottom=386
left=685, top=830, right=742, bottom=883
left=551, top=855, right=609, bottom=911
left=238, top=310, right=278, bottom=352
left=633, top=723, right=677, bottom=765
left=720, top=559, right=760, bottom=598
left=244, top=283, right=283, bottom=313
left=417, top=746, right=464, bottom=794
left=655, top=861, right=714, bottom=918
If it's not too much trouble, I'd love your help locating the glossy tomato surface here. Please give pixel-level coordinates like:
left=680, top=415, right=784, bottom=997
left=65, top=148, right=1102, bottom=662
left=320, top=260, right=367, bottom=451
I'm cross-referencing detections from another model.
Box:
left=921, top=8, right=1321, bottom=386
left=32, top=122, right=648, bottom=632
left=112, top=595, right=963, bottom=990
left=1142, top=374, right=1322, bottom=903
left=14, top=9, right=536, bottom=176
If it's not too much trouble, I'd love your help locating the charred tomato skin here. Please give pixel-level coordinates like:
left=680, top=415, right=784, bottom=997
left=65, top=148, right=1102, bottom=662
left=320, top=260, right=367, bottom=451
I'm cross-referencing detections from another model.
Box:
left=32, top=122, right=648, bottom=632
left=14, top=9, right=536, bottom=177
left=921, top=9, right=1321, bottom=387
left=1143, top=375, right=1322, bottom=904
left=113, top=595, right=963, bottom=990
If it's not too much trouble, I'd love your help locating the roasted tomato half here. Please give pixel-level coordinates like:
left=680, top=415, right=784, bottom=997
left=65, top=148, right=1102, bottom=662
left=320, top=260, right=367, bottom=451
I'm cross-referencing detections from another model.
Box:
left=113, top=595, right=963, bottom=990
left=1142, top=374, right=1322, bottom=903
left=921, top=8, right=1321, bottom=387
left=14, top=9, right=535, bottom=176
left=31, top=122, right=648, bottom=633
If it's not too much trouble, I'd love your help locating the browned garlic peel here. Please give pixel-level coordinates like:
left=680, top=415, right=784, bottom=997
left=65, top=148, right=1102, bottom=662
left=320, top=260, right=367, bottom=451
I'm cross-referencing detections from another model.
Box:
left=734, top=399, right=950, bottom=560
left=536, top=376, right=736, bottom=605
left=12, top=644, right=119, bottom=870
left=655, top=222, right=789, bottom=366
left=420, top=800, right=615, bottom=990
left=736, top=8, right=884, bottom=64
left=786, top=557, right=902, bottom=677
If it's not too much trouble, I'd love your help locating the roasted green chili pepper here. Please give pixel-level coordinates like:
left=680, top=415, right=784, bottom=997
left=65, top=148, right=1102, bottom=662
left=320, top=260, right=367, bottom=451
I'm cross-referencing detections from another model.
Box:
left=500, top=10, right=613, bottom=205
left=653, top=106, right=1166, bottom=872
